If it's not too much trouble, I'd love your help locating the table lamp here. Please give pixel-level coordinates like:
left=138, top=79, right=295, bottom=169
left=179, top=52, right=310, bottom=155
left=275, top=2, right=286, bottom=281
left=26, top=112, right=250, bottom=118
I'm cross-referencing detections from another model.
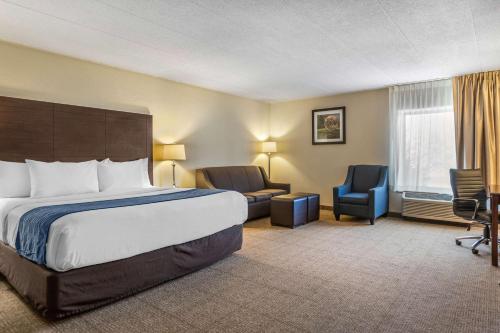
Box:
left=262, top=141, right=277, bottom=178
left=163, top=144, right=186, bottom=188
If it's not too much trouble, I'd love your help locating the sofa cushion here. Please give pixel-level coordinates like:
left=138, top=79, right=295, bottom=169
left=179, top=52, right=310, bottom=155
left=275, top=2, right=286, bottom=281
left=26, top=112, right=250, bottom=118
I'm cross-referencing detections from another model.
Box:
left=338, top=192, right=369, bottom=205
left=244, top=191, right=273, bottom=202
left=227, top=167, right=251, bottom=193
left=204, top=166, right=267, bottom=193
left=205, top=168, right=233, bottom=190
left=352, top=165, right=382, bottom=193
left=259, top=188, right=287, bottom=197
left=244, top=166, right=266, bottom=191
left=244, top=195, right=256, bottom=203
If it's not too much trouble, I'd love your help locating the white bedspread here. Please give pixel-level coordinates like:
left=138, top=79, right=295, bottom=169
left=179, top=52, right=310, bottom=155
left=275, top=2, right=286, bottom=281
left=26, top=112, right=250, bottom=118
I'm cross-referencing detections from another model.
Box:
left=0, top=187, right=247, bottom=272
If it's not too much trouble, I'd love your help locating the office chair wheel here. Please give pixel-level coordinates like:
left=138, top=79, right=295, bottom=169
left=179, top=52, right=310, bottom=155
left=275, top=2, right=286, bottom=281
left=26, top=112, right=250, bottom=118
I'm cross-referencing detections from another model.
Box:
left=455, top=240, right=462, bottom=246
left=472, top=249, right=479, bottom=255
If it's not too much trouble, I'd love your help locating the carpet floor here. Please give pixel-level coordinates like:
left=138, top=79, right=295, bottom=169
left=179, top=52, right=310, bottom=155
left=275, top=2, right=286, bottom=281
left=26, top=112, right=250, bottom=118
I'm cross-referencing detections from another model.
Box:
left=1, top=211, right=500, bottom=333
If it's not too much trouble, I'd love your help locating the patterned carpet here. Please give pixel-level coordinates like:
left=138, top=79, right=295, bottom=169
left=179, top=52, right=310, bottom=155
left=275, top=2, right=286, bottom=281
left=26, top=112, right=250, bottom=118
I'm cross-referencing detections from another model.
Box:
left=1, top=211, right=500, bottom=332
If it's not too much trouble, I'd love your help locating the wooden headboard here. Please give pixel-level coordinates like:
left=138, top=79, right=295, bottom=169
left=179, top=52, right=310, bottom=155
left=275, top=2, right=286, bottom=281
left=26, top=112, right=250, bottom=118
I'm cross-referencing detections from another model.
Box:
left=0, top=96, right=153, bottom=183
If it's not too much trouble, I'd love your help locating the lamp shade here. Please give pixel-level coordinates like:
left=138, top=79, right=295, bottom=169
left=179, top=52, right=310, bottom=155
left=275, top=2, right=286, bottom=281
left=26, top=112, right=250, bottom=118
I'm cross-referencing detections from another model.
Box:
left=163, top=144, right=186, bottom=161
left=262, top=141, right=277, bottom=153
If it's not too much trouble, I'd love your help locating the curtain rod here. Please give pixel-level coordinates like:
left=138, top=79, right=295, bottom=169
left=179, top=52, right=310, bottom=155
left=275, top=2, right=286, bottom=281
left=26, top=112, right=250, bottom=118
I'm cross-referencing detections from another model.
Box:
left=391, top=69, right=499, bottom=88
left=391, top=76, right=452, bottom=87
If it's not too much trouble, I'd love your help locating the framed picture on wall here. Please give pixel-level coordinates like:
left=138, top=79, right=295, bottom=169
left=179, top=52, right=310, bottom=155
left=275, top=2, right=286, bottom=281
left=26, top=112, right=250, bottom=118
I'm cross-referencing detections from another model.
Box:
left=312, top=107, right=346, bottom=144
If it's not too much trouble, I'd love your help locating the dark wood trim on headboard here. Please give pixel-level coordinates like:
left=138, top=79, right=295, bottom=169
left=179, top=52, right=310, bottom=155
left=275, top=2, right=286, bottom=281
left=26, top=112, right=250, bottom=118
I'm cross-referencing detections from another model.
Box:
left=0, top=96, right=153, bottom=183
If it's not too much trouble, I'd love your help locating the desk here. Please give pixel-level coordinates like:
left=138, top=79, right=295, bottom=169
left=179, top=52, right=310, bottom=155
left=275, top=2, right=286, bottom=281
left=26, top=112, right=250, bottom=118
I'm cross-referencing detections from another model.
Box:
left=489, top=185, right=500, bottom=266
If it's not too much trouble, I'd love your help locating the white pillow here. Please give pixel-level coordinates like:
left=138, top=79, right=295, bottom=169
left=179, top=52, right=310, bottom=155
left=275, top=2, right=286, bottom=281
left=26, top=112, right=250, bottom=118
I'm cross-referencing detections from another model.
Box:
left=26, top=160, right=99, bottom=198
left=0, top=161, right=30, bottom=197
left=98, top=158, right=151, bottom=192
left=100, top=158, right=150, bottom=186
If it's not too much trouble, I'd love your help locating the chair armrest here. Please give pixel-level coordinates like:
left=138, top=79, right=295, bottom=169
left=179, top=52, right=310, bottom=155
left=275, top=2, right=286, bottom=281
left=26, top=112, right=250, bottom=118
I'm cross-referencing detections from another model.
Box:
left=333, top=184, right=351, bottom=203
left=265, top=182, right=290, bottom=193
left=453, top=198, right=480, bottom=220
left=335, top=184, right=351, bottom=196
left=368, top=186, right=388, bottom=217
left=333, top=166, right=354, bottom=204
left=369, top=186, right=386, bottom=195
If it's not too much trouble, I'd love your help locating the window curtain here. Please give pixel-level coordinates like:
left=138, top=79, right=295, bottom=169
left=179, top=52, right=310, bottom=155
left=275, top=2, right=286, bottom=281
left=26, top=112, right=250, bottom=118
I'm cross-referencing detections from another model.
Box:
left=389, top=79, right=456, bottom=193
left=453, top=71, right=500, bottom=186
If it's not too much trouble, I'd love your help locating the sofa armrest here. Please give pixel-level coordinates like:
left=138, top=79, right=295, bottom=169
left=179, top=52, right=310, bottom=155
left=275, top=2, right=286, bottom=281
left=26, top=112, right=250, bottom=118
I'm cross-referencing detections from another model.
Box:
left=259, top=166, right=290, bottom=193
left=265, top=182, right=290, bottom=193
left=195, top=169, right=216, bottom=189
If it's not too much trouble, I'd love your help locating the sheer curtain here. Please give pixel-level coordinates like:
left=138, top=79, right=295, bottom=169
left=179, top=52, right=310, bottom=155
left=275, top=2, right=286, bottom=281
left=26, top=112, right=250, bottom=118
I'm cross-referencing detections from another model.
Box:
left=389, top=79, right=456, bottom=193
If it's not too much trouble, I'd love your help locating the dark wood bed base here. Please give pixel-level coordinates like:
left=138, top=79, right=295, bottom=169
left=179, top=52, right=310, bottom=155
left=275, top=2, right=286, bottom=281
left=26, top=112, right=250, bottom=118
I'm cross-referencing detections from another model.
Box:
left=0, top=225, right=243, bottom=320
left=0, top=95, right=243, bottom=319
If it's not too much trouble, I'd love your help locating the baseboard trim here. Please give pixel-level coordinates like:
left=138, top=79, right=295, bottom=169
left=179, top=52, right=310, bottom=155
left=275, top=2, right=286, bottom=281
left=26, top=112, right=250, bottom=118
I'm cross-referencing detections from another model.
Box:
left=320, top=205, right=333, bottom=211
left=321, top=205, right=400, bottom=215
left=396, top=214, right=469, bottom=227
left=389, top=211, right=468, bottom=227
left=321, top=207, right=467, bottom=227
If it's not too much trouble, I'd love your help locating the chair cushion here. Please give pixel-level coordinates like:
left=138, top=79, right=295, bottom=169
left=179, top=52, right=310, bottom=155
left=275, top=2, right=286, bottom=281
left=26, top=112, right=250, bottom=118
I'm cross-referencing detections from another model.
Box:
left=338, top=192, right=369, bottom=205
left=352, top=165, right=382, bottom=193
left=259, top=188, right=287, bottom=197
left=244, top=195, right=256, bottom=203
left=244, top=191, right=273, bottom=202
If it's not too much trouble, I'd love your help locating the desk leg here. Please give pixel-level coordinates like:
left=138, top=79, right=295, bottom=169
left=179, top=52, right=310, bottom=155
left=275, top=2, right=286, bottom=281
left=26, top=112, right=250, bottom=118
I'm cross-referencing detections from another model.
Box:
left=492, top=195, right=498, bottom=267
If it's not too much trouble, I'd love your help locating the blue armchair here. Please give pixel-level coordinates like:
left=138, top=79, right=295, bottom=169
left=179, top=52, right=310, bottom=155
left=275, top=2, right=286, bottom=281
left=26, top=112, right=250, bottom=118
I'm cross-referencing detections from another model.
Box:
left=333, top=165, right=389, bottom=225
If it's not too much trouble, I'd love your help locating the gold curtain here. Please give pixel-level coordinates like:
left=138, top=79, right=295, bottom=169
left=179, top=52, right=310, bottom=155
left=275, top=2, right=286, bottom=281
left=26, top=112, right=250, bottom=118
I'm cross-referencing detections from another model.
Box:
left=453, top=70, right=500, bottom=185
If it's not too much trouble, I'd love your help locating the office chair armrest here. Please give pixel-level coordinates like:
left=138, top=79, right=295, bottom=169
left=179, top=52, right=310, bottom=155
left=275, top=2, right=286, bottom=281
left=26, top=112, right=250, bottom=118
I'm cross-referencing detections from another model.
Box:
left=452, top=198, right=480, bottom=220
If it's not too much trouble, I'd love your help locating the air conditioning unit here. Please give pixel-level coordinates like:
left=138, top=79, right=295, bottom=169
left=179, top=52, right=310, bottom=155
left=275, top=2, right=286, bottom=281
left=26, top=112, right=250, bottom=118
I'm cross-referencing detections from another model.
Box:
left=402, top=192, right=469, bottom=224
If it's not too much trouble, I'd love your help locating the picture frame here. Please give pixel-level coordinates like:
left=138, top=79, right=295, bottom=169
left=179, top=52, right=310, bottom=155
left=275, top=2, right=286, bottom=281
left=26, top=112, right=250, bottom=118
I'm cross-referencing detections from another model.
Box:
left=312, top=106, right=346, bottom=144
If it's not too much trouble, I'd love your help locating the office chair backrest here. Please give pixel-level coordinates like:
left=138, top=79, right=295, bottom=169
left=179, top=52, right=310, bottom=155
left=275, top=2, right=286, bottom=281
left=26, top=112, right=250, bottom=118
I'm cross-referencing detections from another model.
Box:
left=450, top=169, right=487, bottom=210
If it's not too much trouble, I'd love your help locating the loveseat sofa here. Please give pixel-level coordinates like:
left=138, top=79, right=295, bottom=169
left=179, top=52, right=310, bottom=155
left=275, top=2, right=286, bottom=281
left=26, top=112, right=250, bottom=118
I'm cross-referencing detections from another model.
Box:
left=196, top=166, right=290, bottom=220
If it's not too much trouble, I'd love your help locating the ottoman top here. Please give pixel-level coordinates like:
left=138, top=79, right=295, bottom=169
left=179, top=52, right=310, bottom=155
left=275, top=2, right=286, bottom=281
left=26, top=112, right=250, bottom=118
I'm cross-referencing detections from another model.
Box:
left=293, top=192, right=319, bottom=198
left=272, top=193, right=311, bottom=201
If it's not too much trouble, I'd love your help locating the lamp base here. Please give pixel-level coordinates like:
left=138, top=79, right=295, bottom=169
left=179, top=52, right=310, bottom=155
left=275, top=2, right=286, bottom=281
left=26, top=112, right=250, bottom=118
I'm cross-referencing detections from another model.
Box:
left=268, top=152, right=272, bottom=180
left=171, top=161, right=177, bottom=188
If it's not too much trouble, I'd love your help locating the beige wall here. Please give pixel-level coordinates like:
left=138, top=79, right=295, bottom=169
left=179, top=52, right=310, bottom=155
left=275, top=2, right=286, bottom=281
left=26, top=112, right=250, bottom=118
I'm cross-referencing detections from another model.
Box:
left=0, top=41, right=270, bottom=187
left=270, top=89, right=401, bottom=211
left=0, top=41, right=401, bottom=211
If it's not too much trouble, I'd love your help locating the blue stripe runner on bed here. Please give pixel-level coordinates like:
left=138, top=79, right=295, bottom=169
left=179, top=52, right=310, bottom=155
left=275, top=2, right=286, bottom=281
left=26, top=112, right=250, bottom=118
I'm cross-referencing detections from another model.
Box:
left=15, top=188, right=225, bottom=265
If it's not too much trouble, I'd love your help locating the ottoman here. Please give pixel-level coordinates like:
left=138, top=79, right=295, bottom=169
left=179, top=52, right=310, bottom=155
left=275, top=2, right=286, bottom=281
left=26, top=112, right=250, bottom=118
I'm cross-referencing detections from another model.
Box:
left=271, top=194, right=308, bottom=228
left=294, top=192, right=320, bottom=222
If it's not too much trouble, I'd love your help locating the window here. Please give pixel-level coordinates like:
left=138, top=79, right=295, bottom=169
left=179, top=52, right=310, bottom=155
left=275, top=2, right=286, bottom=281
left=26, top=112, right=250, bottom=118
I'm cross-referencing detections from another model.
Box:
left=389, top=79, right=456, bottom=193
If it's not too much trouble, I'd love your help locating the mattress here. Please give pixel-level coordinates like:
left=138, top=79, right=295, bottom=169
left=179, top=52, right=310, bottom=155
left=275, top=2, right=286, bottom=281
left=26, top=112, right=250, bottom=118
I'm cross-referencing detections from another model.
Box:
left=0, top=187, right=247, bottom=272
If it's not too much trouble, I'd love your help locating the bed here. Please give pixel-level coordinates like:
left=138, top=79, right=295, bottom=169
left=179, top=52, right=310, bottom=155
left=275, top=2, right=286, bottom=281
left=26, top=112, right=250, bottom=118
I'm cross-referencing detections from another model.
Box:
left=0, top=96, right=246, bottom=319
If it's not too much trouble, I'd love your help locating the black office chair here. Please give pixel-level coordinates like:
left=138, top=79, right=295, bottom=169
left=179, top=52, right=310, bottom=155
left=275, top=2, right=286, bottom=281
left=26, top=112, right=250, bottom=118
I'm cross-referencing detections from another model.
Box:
left=450, top=169, right=500, bottom=254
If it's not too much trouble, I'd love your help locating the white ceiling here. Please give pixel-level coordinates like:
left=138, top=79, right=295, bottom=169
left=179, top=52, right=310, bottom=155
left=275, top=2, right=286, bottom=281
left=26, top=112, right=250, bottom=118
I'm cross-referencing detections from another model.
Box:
left=0, top=0, right=499, bottom=102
